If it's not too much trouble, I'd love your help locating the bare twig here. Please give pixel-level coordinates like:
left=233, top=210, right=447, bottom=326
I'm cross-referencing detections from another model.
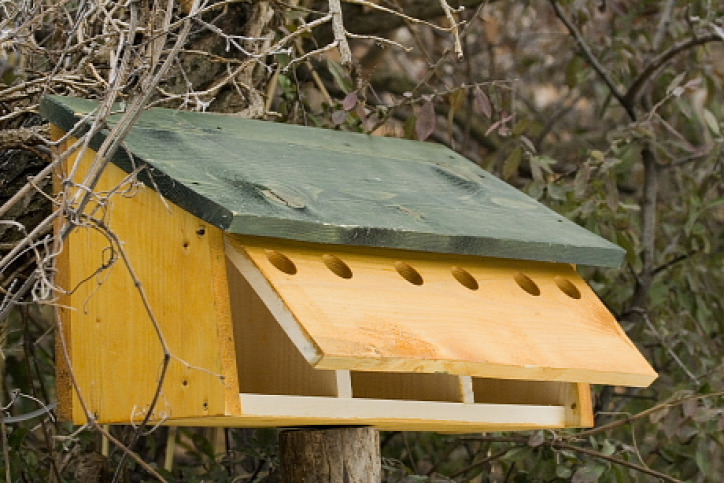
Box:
left=438, top=0, right=464, bottom=59
left=624, top=33, right=722, bottom=106
left=549, top=0, right=634, bottom=120
left=0, top=125, right=49, bottom=150
left=344, top=0, right=458, bottom=32
left=329, top=0, right=353, bottom=67
left=459, top=435, right=684, bottom=482
left=575, top=391, right=724, bottom=438
left=552, top=440, right=682, bottom=483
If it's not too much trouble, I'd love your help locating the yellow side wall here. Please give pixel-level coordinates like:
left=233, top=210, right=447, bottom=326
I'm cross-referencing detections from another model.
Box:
left=53, top=131, right=239, bottom=424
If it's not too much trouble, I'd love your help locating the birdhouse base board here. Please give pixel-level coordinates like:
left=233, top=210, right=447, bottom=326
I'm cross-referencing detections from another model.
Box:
left=164, top=394, right=568, bottom=433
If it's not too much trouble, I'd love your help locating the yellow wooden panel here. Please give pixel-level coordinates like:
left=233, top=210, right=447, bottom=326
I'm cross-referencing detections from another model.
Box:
left=226, top=235, right=657, bottom=387
left=54, top=133, right=239, bottom=424
left=52, top=126, right=74, bottom=422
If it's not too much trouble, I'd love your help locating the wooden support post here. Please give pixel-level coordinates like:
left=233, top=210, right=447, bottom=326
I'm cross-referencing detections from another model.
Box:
left=279, top=427, right=381, bottom=482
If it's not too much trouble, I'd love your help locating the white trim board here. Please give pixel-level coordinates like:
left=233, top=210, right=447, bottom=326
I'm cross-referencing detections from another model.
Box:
left=239, top=393, right=566, bottom=428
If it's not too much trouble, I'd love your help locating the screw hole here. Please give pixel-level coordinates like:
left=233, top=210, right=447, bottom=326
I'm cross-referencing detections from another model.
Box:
left=554, top=276, right=581, bottom=299
left=451, top=266, right=478, bottom=290
left=322, top=254, right=353, bottom=279
left=182, top=380, right=188, bottom=386
left=182, top=241, right=190, bottom=248
left=395, top=261, right=423, bottom=285
left=570, top=403, right=577, bottom=410
left=266, top=250, right=297, bottom=275
left=514, top=272, right=540, bottom=296
left=196, top=227, right=206, bottom=236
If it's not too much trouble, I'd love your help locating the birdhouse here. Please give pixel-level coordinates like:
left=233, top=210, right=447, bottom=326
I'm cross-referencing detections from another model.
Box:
left=41, top=95, right=656, bottom=432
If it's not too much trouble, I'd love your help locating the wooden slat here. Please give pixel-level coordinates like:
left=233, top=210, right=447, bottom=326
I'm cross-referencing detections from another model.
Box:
left=335, top=371, right=353, bottom=398
left=163, top=394, right=568, bottom=432
left=55, top=137, right=238, bottom=424
left=459, top=376, right=475, bottom=404
left=52, top=124, right=75, bottom=422
left=226, top=235, right=657, bottom=387
left=40, top=95, right=625, bottom=267
left=566, top=383, right=594, bottom=428
left=226, top=259, right=339, bottom=397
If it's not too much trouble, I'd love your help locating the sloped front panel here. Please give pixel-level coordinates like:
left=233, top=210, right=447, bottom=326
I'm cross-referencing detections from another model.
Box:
left=225, top=236, right=657, bottom=387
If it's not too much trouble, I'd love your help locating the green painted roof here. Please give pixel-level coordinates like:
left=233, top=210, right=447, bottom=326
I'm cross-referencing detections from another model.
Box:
left=40, top=95, right=624, bottom=267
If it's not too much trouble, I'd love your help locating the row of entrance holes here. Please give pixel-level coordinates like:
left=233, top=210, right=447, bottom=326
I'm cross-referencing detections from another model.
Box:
left=265, top=250, right=582, bottom=299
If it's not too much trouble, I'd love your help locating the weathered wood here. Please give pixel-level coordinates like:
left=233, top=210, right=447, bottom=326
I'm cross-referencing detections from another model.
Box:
left=279, top=427, right=380, bottom=482
left=40, top=95, right=626, bottom=267
left=225, top=235, right=657, bottom=387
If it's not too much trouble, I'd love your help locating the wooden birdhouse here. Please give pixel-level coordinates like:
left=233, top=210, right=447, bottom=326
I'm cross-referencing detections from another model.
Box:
left=41, top=95, right=656, bottom=432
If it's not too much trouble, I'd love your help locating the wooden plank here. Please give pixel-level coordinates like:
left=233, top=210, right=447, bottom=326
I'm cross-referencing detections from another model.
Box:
left=166, top=394, right=568, bottom=431
left=209, top=226, right=242, bottom=416
left=335, top=371, right=353, bottom=398
left=565, top=383, right=594, bottom=428
left=472, top=378, right=568, bottom=405
left=471, top=379, right=593, bottom=427
left=226, top=235, right=657, bottom=387
left=226, top=259, right=339, bottom=397
left=55, top=138, right=237, bottom=424
left=459, top=376, right=475, bottom=404
left=51, top=125, right=75, bottom=421
left=238, top=394, right=567, bottom=432
left=224, top=241, right=322, bottom=366
left=40, top=95, right=625, bottom=268
left=350, top=372, right=464, bottom=402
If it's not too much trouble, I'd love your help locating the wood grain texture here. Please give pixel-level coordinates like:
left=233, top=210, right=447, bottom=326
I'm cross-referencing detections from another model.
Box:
left=471, top=379, right=592, bottom=427
left=227, top=235, right=657, bottom=387
left=55, top=136, right=238, bottom=424
left=350, top=371, right=464, bottom=402
left=226, top=259, right=340, bottom=397
left=279, top=427, right=381, bottom=482
left=40, top=95, right=625, bottom=267
left=221, top=251, right=592, bottom=430
left=51, top=124, right=75, bottom=422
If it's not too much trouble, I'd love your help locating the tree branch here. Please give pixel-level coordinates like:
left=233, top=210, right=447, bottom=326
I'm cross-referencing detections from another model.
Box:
left=460, top=434, right=685, bottom=482
left=329, top=0, right=353, bottom=67
left=575, top=391, right=724, bottom=438
left=312, top=0, right=486, bottom=45
left=0, top=126, right=49, bottom=150
left=438, top=0, right=463, bottom=59
left=552, top=440, right=683, bottom=483
left=624, top=33, right=722, bottom=105
left=549, top=0, right=635, bottom=120
left=630, top=146, right=658, bottom=309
